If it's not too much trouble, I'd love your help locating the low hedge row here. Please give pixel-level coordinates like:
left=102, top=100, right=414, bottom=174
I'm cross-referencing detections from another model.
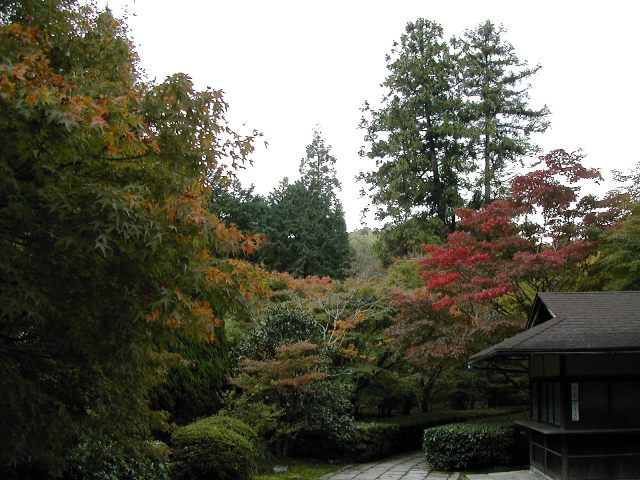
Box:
left=423, top=418, right=528, bottom=470
left=292, top=407, right=522, bottom=462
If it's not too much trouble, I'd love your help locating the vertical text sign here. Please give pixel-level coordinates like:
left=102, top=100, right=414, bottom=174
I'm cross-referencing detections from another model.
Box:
left=571, top=382, right=580, bottom=421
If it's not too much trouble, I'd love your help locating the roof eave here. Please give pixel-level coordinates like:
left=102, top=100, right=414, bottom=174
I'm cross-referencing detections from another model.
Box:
left=469, top=346, right=640, bottom=366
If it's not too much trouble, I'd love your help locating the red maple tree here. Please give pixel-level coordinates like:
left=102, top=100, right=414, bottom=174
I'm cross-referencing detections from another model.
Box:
left=421, top=149, right=619, bottom=322
left=385, top=150, right=622, bottom=409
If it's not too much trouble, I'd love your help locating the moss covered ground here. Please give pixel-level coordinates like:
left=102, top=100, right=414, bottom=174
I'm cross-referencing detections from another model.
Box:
left=253, top=459, right=344, bottom=480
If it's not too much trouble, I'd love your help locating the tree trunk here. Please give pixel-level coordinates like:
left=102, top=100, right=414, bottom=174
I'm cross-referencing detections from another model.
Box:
left=483, top=132, right=491, bottom=204
left=420, top=363, right=444, bottom=412
left=401, top=393, right=415, bottom=415
left=427, top=120, right=447, bottom=228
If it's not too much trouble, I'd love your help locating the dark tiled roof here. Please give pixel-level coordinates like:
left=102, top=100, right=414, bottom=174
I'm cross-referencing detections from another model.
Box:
left=470, top=292, right=640, bottom=363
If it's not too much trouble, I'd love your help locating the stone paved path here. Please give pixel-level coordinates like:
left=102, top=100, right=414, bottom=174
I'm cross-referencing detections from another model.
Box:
left=320, top=451, right=532, bottom=480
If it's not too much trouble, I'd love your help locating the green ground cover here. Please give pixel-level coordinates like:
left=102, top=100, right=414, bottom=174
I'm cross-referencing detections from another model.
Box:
left=253, top=460, right=343, bottom=480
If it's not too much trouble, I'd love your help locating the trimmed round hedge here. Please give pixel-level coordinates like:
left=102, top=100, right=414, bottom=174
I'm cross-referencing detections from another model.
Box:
left=171, top=417, right=257, bottom=480
left=422, top=421, right=528, bottom=470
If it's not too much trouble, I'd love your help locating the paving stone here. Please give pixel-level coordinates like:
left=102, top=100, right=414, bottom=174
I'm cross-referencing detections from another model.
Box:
left=320, top=451, right=532, bottom=480
left=487, top=472, right=531, bottom=479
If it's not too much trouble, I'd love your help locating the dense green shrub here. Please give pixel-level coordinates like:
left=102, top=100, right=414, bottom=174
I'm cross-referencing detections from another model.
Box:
left=151, top=333, right=230, bottom=425
left=171, top=418, right=257, bottom=480
left=218, top=392, right=282, bottom=439
left=423, top=420, right=528, bottom=470
left=236, top=306, right=322, bottom=361
left=65, top=441, right=170, bottom=480
left=233, top=306, right=355, bottom=457
left=197, top=415, right=260, bottom=449
left=355, top=371, right=417, bottom=417
left=234, top=372, right=355, bottom=458
left=292, top=408, right=520, bottom=462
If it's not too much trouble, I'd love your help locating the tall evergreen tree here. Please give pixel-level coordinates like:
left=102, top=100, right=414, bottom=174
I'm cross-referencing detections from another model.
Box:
left=209, top=175, right=269, bottom=235
left=456, top=20, right=549, bottom=204
left=260, top=178, right=307, bottom=274
left=359, top=19, right=469, bottom=233
left=261, top=131, right=351, bottom=279
left=299, top=128, right=341, bottom=205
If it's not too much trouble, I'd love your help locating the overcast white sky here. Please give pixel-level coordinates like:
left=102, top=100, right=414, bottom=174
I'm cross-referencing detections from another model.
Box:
left=103, top=0, right=639, bottom=231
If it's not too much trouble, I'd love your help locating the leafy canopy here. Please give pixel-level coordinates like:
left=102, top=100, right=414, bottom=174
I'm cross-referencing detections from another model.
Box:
left=421, top=150, right=611, bottom=321
left=0, top=2, right=265, bottom=475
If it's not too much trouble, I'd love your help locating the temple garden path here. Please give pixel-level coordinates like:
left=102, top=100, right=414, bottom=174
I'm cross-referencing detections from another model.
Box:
left=320, top=451, right=532, bottom=480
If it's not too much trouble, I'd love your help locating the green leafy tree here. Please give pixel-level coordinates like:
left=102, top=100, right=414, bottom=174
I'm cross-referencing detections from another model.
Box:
left=232, top=306, right=354, bottom=457
left=585, top=162, right=640, bottom=290
left=456, top=20, right=549, bottom=204
left=373, top=214, right=443, bottom=267
left=348, top=228, right=385, bottom=278
left=588, top=207, right=640, bottom=291
left=359, top=19, right=468, bottom=235
left=0, top=3, right=265, bottom=476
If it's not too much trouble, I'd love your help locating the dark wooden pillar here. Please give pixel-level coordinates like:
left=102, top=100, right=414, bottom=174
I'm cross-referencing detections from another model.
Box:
left=560, top=355, right=568, bottom=480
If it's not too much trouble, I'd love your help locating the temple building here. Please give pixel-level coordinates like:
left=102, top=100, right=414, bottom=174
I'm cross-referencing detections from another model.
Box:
left=470, top=292, right=640, bottom=480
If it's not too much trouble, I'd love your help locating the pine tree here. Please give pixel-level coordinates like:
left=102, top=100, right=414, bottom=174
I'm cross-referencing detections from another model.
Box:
left=456, top=20, right=549, bottom=204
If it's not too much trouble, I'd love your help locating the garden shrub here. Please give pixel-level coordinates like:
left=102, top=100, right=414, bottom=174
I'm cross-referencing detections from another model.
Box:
left=65, top=440, right=170, bottom=480
left=265, top=378, right=355, bottom=458
left=151, top=332, right=229, bottom=425
left=197, top=415, right=260, bottom=448
left=355, top=371, right=417, bottom=417
left=292, top=407, right=521, bottom=462
left=232, top=306, right=356, bottom=458
left=236, top=306, right=323, bottom=361
left=170, top=418, right=257, bottom=480
left=423, top=419, right=528, bottom=470
left=218, top=391, right=282, bottom=439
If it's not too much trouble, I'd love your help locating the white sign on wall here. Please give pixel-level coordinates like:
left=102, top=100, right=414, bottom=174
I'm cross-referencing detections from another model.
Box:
left=571, top=382, right=580, bottom=421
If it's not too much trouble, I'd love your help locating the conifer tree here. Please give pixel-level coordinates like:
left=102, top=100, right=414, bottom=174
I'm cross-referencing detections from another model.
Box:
left=209, top=175, right=269, bottom=235
left=261, top=131, right=351, bottom=278
left=299, top=128, right=341, bottom=205
left=456, top=20, right=549, bottom=204
left=359, top=19, right=469, bottom=233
